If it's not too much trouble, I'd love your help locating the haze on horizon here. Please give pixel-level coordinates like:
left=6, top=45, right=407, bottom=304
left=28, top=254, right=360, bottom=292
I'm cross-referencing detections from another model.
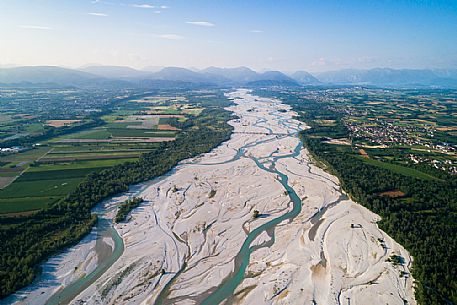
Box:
left=1, top=0, right=457, bottom=72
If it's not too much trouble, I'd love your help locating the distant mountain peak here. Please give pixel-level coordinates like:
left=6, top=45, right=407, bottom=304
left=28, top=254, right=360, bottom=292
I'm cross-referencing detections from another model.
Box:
left=290, top=71, right=321, bottom=85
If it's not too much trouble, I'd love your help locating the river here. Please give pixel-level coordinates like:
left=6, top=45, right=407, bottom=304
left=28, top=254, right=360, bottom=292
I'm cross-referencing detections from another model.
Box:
left=5, top=89, right=416, bottom=305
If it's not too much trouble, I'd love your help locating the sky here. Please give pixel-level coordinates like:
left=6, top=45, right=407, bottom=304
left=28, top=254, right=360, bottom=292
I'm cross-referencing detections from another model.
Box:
left=1, top=0, right=457, bottom=72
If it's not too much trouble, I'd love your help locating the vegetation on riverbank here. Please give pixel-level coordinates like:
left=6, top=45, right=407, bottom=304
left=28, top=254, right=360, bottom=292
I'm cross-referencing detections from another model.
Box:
left=0, top=91, right=234, bottom=298
left=255, top=88, right=457, bottom=305
left=115, top=197, right=144, bottom=223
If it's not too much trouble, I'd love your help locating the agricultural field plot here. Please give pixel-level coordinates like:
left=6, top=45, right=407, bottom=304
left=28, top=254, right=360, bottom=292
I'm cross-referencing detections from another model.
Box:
left=0, top=89, right=208, bottom=214
left=45, top=120, right=81, bottom=127
left=0, top=163, right=121, bottom=214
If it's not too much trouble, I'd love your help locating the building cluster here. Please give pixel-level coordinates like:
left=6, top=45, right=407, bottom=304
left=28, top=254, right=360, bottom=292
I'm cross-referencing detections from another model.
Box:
left=344, top=119, right=429, bottom=146
left=0, top=146, right=27, bottom=154
left=409, top=154, right=457, bottom=175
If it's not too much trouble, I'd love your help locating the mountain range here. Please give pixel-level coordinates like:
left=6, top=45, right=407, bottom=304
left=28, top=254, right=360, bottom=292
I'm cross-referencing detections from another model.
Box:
left=0, top=65, right=456, bottom=89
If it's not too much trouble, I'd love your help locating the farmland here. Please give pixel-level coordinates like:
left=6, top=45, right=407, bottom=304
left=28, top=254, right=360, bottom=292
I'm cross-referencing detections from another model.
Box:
left=0, top=89, right=207, bottom=214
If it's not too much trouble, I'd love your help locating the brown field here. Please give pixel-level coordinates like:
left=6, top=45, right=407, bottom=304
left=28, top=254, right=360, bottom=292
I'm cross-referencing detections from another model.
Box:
left=412, top=119, right=437, bottom=126
left=17, top=114, right=37, bottom=119
left=0, top=176, right=16, bottom=189
left=436, top=126, right=457, bottom=131
left=325, top=138, right=351, bottom=146
left=359, top=149, right=369, bottom=158
left=314, top=119, right=336, bottom=126
left=182, top=108, right=204, bottom=115
left=46, top=120, right=81, bottom=127
left=157, top=124, right=179, bottom=131
left=362, top=144, right=388, bottom=149
left=378, top=190, right=406, bottom=198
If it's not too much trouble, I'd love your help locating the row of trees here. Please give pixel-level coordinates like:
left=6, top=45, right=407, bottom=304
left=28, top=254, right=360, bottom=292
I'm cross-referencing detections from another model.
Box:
left=0, top=94, right=234, bottom=298
left=114, top=197, right=144, bottom=223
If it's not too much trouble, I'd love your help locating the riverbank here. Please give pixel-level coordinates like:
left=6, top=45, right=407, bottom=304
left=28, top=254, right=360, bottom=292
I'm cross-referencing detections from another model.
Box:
left=0, top=190, right=130, bottom=305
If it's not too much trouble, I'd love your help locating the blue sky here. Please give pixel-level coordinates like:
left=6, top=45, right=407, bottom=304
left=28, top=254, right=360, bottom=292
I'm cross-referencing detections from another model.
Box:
left=1, top=0, right=456, bottom=71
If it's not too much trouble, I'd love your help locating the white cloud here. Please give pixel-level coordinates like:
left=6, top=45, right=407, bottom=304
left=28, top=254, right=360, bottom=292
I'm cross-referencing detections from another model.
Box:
left=250, top=30, right=263, bottom=33
left=186, top=21, right=215, bottom=27
left=88, top=12, right=108, bottom=17
left=311, top=57, right=328, bottom=67
left=154, top=10, right=161, bottom=14
left=157, top=34, right=184, bottom=40
left=132, top=4, right=154, bottom=9
left=91, top=0, right=116, bottom=5
left=160, top=5, right=169, bottom=9
left=18, top=25, right=52, bottom=30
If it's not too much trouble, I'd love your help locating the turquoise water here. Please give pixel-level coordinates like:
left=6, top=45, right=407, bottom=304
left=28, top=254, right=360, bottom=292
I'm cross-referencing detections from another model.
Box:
left=153, top=103, right=306, bottom=305
left=200, top=141, right=304, bottom=305
left=45, top=218, right=124, bottom=305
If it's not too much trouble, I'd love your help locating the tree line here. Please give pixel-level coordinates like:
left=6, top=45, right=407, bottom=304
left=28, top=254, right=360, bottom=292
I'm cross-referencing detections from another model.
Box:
left=114, top=197, right=144, bottom=223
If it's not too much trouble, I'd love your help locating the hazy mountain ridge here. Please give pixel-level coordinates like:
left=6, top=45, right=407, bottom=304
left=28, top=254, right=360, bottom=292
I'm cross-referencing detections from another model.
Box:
left=0, top=66, right=456, bottom=88
left=79, top=65, right=151, bottom=79
left=290, top=71, right=321, bottom=85
left=315, top=68, right=457, bottom=87
left=0, top=66, right=98, bottom=84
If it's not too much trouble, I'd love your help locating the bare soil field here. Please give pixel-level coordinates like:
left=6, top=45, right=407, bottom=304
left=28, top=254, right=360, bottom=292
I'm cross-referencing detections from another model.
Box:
left=0, top=176, right=16, bottom=189
left=378, top=190, right=406, bottom=198
left=157, top=124, right=179, bottom=131
left=45, top=120, right=81, bottom=127
left=359, top=148, right=369, bottom=158
left=325, top=138, right=352, bottom=145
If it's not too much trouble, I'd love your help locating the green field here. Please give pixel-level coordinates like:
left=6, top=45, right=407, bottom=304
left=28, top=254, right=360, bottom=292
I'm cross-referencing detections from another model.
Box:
left=109, top=128, right=175, bottom=138
left=0, top=197, right=57, bottom=214
left=354, top=155, right=441, bottom=181
left=17, top=168, right=109, bottom=181
left=0, top=159, right=138, bottom=213
left=27, top=158, right=138, bottom=171
left=0, top=178, right=82, bottom=198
